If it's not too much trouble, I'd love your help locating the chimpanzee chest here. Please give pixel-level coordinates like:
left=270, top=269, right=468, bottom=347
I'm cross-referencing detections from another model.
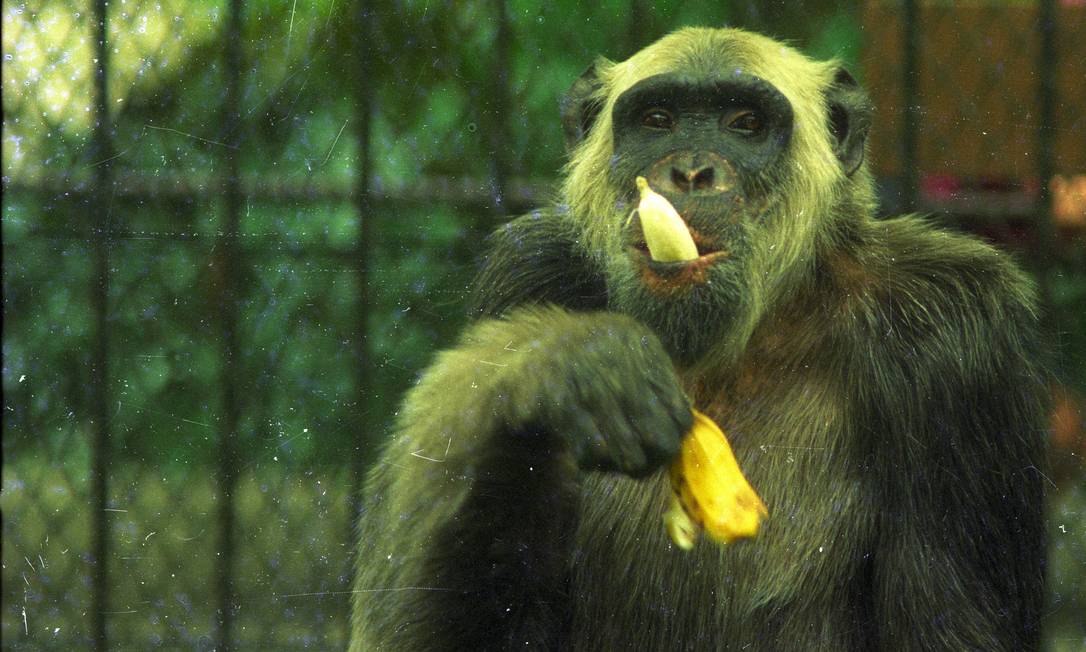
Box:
left=566, top=425, right=874, bottom=651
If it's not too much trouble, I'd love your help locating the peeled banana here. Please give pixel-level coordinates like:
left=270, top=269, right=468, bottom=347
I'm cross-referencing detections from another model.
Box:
left=665, top=409, right=768, bottom=550
left=634, top=176, right=699, bottom=263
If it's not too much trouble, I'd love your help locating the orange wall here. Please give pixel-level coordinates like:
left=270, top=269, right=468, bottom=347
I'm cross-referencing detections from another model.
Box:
left=861, top=2, right=1085, bottom=180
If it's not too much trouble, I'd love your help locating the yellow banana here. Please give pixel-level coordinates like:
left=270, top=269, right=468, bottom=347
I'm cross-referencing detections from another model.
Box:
left=665, top=409, right=768, bottom=550
left=634, top=176, right=699, bottom=263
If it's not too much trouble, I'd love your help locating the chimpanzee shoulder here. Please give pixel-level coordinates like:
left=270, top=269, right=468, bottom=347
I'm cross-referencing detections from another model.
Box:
left=856, top=216, right=1040, bottom=347
left=468, top=210, right=608, bottom=319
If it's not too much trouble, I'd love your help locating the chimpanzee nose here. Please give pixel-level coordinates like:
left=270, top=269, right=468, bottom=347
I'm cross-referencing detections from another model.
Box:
left=671, top=165, right=715, bottom=193
left=647, top=151, right=734, bottom=197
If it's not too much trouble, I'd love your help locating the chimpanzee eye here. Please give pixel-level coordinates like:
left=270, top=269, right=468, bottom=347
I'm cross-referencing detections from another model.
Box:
left=641, top=109, right=674, bottom=130
left=726, top=110, right=763, bottom=135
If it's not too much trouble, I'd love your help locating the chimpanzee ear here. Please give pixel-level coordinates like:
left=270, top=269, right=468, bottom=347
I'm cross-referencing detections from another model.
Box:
left=826, top=67, right=872, bottom=177
left=560, top=59, right=608, bottom=153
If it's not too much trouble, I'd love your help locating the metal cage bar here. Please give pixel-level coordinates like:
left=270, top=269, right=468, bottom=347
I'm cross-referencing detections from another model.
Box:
left=901, top=0, right=920, bottom=214
left=348, top=0, right=377, bottom=591
left=89, top=0, right=114, bottom=648
left=214, top=0, right=245, bottom=648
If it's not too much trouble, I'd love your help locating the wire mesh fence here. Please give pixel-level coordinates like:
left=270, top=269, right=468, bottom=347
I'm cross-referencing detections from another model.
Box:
left=3, top=1, right=1083, bottom=650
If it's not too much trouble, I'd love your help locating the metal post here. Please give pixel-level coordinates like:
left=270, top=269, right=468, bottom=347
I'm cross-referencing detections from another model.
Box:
left=215, top=0, right=244, bottom=648
left=901, top=0, right=920, bottom=214
left=348, top=0, right=376, bottom=584
left=493, top=0, right=512, bottom=219
left=1034, top=0, right=1058, bottom=310
left=625, top=0, right=650, bottom=57
left=488, top=0, right=513, bottom=220
left=89, top=0, right=114, bottom=647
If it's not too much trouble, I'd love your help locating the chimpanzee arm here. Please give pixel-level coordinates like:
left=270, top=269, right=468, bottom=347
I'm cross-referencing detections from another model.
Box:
left=350, top=214, right=688, bottom=651
left=857, top=231, right=1047, bottom=651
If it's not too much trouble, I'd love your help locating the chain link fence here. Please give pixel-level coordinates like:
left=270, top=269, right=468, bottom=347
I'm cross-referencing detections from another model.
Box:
left=3, top=1, right=1083, bottom=650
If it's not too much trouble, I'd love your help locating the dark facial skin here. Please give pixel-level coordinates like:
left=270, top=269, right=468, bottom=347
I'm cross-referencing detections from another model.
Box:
left=609, top=72, right=794, bottom=193
left=603, top=73, right=794, bottom=363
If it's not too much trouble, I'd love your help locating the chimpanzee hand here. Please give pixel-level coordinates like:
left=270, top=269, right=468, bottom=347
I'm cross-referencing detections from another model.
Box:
left=498, top=309, right=693, bottom=477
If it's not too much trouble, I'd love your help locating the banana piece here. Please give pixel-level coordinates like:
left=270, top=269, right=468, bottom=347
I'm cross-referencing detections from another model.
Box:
left=634, top=176, right=699, bottom=262
left=664, top=495, right=699, bottom=551
left=665, top=409, right=768, bottom=550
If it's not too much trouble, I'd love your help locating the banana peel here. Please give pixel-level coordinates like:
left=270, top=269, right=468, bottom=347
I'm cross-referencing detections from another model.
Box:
left=664, top=409, right=768, bottom=550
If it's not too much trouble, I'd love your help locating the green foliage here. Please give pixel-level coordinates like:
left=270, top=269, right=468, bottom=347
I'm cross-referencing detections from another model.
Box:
left=1, top=459, right=352, bottom=649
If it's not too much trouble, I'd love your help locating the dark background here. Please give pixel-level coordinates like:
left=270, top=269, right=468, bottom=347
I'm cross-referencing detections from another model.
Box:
left=2, top=1, right=1084, bottom=649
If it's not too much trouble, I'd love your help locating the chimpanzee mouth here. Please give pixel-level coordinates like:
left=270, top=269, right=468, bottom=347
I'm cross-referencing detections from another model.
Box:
left=628, top=236, right=729, bottom=289
left=629, top=216, right=728, bottom=256
left=622, top=206, right=731, bottom=290
left=630, top=241, right=728, bottom=263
